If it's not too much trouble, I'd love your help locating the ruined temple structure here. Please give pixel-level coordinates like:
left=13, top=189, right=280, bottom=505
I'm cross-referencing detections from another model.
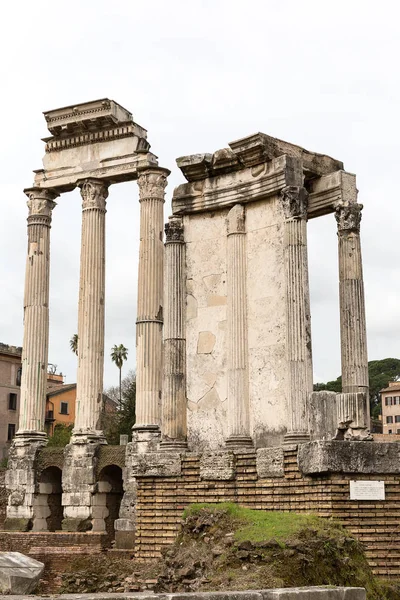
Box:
left=4, top=99, right=400, bottom=579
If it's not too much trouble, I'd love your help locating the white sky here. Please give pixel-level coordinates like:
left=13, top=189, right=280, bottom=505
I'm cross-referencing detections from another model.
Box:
left=0, top=0, right=399, bottom=388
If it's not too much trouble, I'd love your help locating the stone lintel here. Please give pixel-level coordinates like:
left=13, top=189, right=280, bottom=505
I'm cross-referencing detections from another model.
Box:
left=172, top=155, right=302, bottom=216
left=128, top=452, right=182, bottom=477
left=176, top=132, right=343, bottom=183
left=200, top=451, right=236, bottom=480
left=298, top=440, right=400, bottom=475
left=308, top=171, right=357, bottom=219
left=256, top=447, right=285, bottom=478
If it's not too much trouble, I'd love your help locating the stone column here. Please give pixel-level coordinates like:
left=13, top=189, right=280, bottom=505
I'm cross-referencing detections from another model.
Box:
left=225, top=204, right=252, bottom=448
left=5, top=188, right=57, bottom=531
left=73, top=178, right=109, bottom=441
left=161, top=216, right=188, bottom=450
left=133, top=167, right=169, bottom=451
left=335, top=203, right=369, bottom=395
left=17, top=188, right=58, bottom=440
left=281, top=186, right=313, bottom=445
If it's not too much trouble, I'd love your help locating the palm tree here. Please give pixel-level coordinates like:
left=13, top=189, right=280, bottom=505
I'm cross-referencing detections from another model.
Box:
left=70, top=334, right=78, bottom=356
left=111, top=344, right=128, bottom=404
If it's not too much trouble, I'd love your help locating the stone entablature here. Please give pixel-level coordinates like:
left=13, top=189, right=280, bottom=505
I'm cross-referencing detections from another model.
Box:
left=34, top=99, right=158, bottom=191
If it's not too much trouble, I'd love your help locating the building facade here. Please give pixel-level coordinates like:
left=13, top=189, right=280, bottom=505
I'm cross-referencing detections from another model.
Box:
left=0, top=344, right=22, bottom=459
left=381, top=381, right=400, bottom=434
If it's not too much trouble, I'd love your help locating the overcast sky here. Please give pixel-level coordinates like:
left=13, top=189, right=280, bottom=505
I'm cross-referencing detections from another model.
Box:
left=0, top=0, right=399, bottom=388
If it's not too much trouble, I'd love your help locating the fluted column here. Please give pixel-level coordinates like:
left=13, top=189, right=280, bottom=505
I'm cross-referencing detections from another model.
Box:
left=133, top=167, right=169, bottom=449
left=281, top=186, right=313, bottom=445
left=17, top=188, right=58, bottom=441
left=73, top=178, right=109, bottom=441
left=336, top=203, right=369, bottom=397
left=161, top=216, right=188, bottom=450
left=225, top=204, right=252, bottom=448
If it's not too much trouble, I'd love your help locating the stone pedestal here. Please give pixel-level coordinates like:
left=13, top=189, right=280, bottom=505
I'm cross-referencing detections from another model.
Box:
left=17, top=188, right=58, bottom=442
left=335, top=204, right=369, bottom=396
left=61, top=440, right=99, bottom=531
left=133, top=168, right=169, bottom=451
left=73, top=179, right=109, bottom=442
left=225, top=205, right=252, bottom=448
left=281, top=186, right=313, bottom=445
left=161, top=216, right=188, bottom=450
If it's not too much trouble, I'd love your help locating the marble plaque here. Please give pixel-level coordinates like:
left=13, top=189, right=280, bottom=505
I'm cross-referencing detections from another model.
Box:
left=350, top=480, right=385, bottom=500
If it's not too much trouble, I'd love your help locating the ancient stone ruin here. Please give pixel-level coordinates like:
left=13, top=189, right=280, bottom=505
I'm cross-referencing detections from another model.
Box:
left=3, top=99, right=399, bottom=579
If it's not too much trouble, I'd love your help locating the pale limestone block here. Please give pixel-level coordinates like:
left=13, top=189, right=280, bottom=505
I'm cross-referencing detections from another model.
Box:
left=0, top=552, right=44, bottom=594
left=92, top=518, right=106, bottom=532
left=38, top=482, right=52, bottom=495
left=198, top=388, right=220, bottom=411
left=129, top=452, right=181, bottom=477
left=63, top=506, right=91, bottom=519
left=197, top=332, right=216, bottom=354
left=200, top=451, right=235, bottom=480
left=32, top=518, right=49, bottom=532
left=92, top=505, right=109, bottom=519
left=256, top=447, right=284, bottom=478
left=187, top=295, right=198, bottom=319
left=97, top=481, right=112, bottom=493
left=92, top=493, right=107, bottom=506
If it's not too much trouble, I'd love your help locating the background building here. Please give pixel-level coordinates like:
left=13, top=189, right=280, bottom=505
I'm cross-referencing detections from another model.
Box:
left=0, top=343, right=22, bottom=460
left=380, top=381, right=400, bottom=434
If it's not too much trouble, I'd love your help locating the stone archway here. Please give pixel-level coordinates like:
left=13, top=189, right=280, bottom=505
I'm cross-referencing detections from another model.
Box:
left=33, top=466, right=63, bottom=531
left=95, top=464, right=123, bottom=541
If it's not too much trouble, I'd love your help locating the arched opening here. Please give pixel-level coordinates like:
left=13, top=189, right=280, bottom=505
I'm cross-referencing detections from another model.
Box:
left=95, top=464, right=123, bottom=541
left=33, top=466, right=63, bottom=531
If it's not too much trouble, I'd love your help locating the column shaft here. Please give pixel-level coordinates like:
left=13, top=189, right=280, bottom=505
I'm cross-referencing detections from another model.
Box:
left=281, top=187, right=313, bottom=444
left=134, top=168, right=169, bottom=439
left=336, top=204, right=368, bottom=395
left=18, top=188, right=58, bottom=439
left=225, top=205, right=252, bottom=447
left=161, top=216, right=187, bottom=448
left=74, top=179, right=108, bottom=439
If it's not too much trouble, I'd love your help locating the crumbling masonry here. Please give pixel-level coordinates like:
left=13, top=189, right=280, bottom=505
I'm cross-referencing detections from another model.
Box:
left=5, top=99, right=400, bottom=578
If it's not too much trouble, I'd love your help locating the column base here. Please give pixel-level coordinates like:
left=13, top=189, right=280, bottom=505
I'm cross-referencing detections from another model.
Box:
left=283, top=431, right=310, bottom=446
left=225, top=435, right=254, bottom=449
left=71, top=428, right=107, bottom=445
left=160, top=439, right=188, bottom=451
left=14, top=431, right=47, bottom=445
left=131, top=426, right=160, bottom=453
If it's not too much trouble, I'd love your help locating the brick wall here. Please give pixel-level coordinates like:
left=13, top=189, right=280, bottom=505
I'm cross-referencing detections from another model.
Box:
left=134, top=449, right=400, bottom=578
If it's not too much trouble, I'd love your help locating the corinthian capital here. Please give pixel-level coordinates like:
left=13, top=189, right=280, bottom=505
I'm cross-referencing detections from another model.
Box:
left=79, top=179, right=109, bottom=211
left=137, top=168, right=169, bottom=201
left=24, top=188, right=58, bottom=217
left=165, top=216, right=184, bottom=243
left=335, top=203, right=363, bottom=232
left=227, top=204, right=245, bottom=235
left=280, top=186, right=308, bottom=220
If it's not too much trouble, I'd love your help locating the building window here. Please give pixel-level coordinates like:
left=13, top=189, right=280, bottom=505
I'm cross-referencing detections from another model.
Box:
left=389, top=429, right=393, bottom=434
left=397, top=429, right=400, bottom=434
left=387, top=416, right=393, bottom=424
left=395, top=416, right=400, bottom=423
left=60, top=402, right=69, bottom=415
left=7, top=424, right=16, bottom=441
left=386, top=397, right=393, bottom=406
left=8, top=393, right=17, bottom=411
left=16, top=367, right=22, bottom=387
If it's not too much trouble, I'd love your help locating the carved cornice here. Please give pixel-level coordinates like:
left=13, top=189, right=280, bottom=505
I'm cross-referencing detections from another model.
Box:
left=165, top=217, right=184, bottom=243
left=280, top=186, right=308, bottom=220
left=137, top=169, right=168, bottom=201
left=45, top=100, right=112, bottom=124
left=335, top=203, right=363, bottom=232
left=227, top=204, right=245, bottom=235
left=79, top=179, right=109, bottom=211
left=44, top=125, right=148, bottom=153
left=24, top=188, right=58, bottom=221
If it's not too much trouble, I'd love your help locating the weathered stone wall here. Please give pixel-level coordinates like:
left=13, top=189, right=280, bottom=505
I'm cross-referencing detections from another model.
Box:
left=134, top=449, right=400, bottom=579
left=184, top=194, right=288, bottom=450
